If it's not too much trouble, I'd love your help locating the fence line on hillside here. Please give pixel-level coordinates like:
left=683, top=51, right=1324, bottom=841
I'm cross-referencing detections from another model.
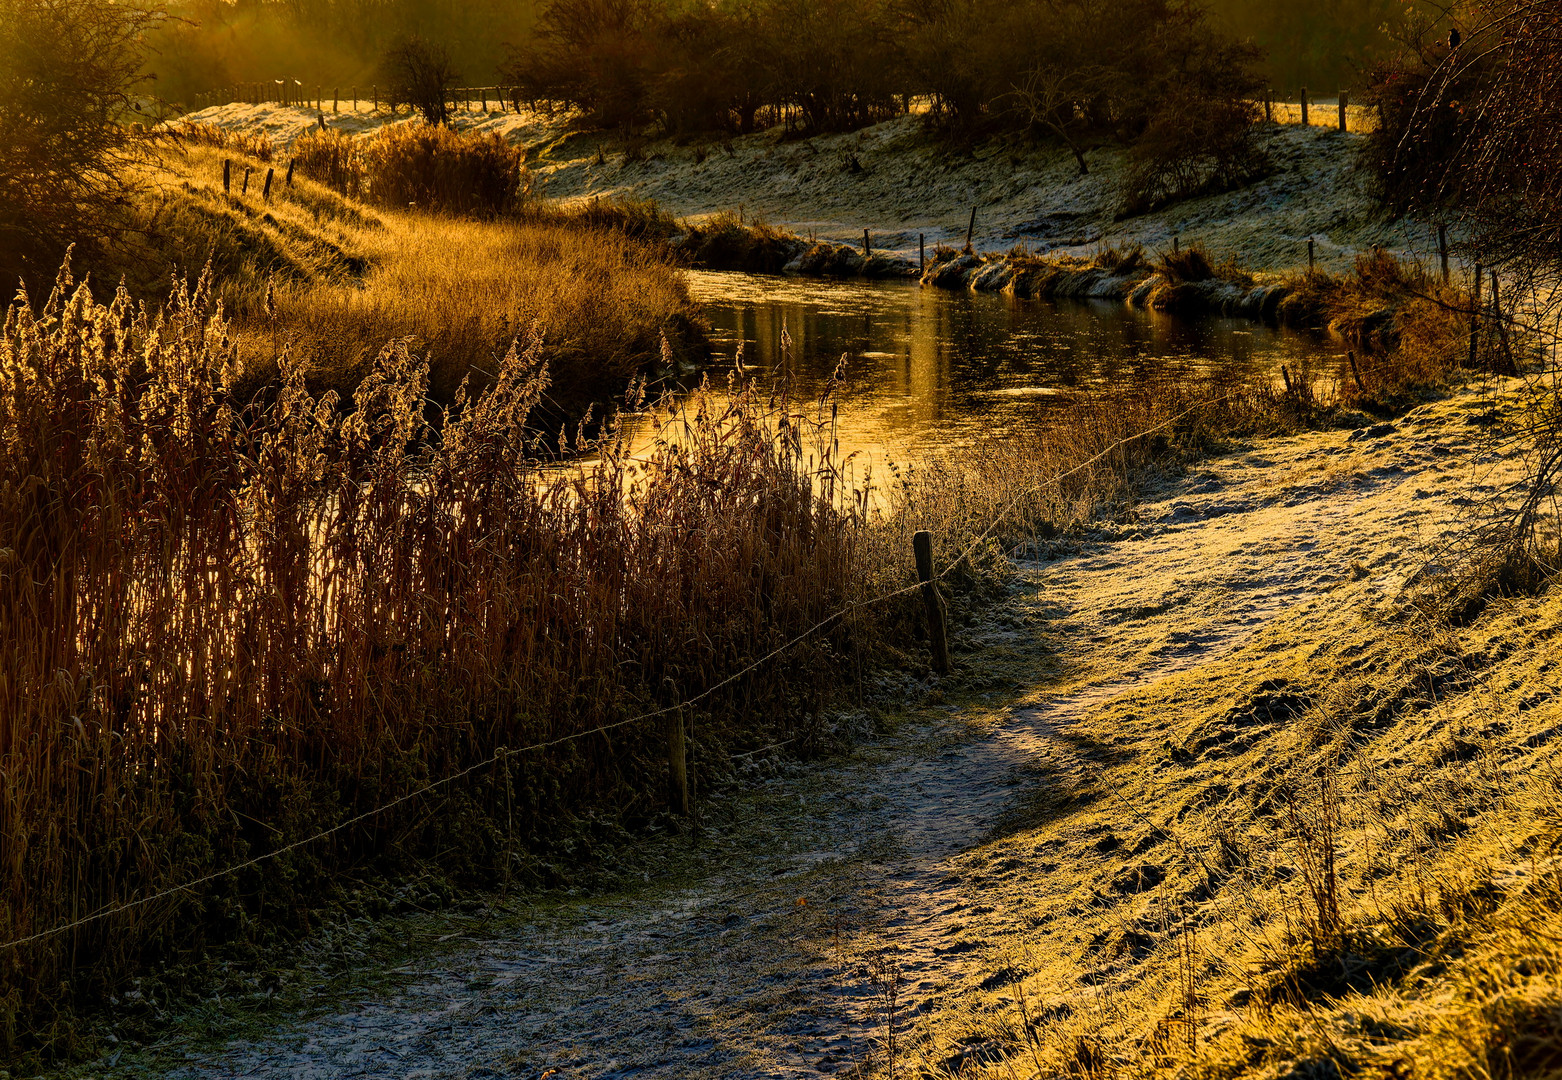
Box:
left=186, top=84, right=1382, bottom=132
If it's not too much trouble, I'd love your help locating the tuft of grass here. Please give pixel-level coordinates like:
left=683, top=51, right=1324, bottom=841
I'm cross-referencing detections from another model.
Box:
left=167, top=120, right=276, bottom=163
left=291, top=123, right=529, bottom=217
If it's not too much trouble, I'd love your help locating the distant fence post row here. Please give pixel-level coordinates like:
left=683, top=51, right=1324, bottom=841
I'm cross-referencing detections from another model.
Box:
left=189, top=85, right=529, bottom=115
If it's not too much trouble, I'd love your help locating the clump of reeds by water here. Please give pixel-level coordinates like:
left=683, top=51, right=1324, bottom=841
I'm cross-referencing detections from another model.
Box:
left=291, top=123, right=528, bottom=216
left=0, top=259, right=869, bottom=1052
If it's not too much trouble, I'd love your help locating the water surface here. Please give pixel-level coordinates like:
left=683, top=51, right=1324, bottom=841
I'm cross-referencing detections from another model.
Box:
left=678, top=271, right=1336, bottom=466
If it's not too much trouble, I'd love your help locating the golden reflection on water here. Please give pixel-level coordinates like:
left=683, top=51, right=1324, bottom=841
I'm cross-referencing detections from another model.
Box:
left=642, top=271, right=1337, bottom=470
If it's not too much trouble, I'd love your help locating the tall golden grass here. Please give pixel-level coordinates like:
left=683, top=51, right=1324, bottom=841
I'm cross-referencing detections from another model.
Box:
left=291, top=124, right=528, bottom=216
left=116, top=142, right=700, bottom=420
left=0, top=260, right=869, bottom=1053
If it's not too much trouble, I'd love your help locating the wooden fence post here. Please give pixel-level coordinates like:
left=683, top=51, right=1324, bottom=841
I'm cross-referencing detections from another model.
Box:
left=663, top=680, right=689, bottom=817
left=863, top=229, right=871, bottom=259
left=263, top=167, right=274, bottom=202
left=1469, top=262, right=1483, bottom=367
left=1338, top=91, right=1349, bottom=131
left=919, top=233, right=925, bottom=273
left=1308, top=237, right=1315, bottom=271
left=1281, top=364, right=1294, bottom=395
left=222, top=159, right=231, bottom=194
left=913, top=531, right=950, bottom=675
left=1300, top=86, right=1309, bottom=126
left=286, top=159, right=295, bottom=187
left=965, top=205, right=976, bottom=250
left=1349, top=350, right=1364, bottom=392
left=333, top=88, right=338, bottom=113
left=372, top=85, right=378, bottom=112
left=1264, top=90, right=1273, bottom=122
left=1438, top=224, right=1450, bottom=284
left=241, top=166, right=252, bottom=195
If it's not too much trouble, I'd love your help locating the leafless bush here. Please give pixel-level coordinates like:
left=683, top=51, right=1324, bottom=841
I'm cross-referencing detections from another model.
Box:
left=0, top=0, right=158, bottom=286
left=383, top=36, right=459, bottom=126
left=1366, top=0, right=1562, bottom=602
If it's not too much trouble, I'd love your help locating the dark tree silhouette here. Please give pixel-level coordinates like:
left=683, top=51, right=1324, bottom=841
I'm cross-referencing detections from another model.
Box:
left=0, top=0, right=160, bottom=286
left=384, top=36, right=460, bottom=126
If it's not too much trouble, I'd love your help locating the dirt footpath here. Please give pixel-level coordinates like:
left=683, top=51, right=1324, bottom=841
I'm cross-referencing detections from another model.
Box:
left=82, top=380, right=1532, bottom=1080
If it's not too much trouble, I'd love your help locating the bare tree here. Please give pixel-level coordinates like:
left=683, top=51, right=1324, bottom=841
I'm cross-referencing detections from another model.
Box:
left=384, top=36, right=460, bottom=126
left=1371, top=0, right=1562, bottom=595
left=0, top=0, right=160, bottom=286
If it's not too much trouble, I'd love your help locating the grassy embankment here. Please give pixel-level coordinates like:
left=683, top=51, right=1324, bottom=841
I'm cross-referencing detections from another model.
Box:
left=904, top=417, right=1562, bottom=1080
left=107, top=125, right=703, bottom=426
left=0, top=128, right=1489, bottom=1063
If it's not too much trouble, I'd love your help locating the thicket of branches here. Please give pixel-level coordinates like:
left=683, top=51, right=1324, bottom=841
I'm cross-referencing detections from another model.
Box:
left=0, top=0, right=158, bottom=287
left=1364, top=0, right=1562, bottom=591
left=503, top=0, right=1266, bottom=209
left=383, top=35, right=459, bottom=125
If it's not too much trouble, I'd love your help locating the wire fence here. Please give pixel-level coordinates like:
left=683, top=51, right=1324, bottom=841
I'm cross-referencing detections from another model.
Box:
left=0, top=340, right=1478, bottom=957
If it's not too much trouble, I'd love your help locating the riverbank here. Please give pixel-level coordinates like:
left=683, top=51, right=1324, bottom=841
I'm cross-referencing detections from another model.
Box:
left=59, top=373, right=1559, bottom=1080
left=104, top=140, right=705, bottom=422
left=184, top=102, right=1430, bottom=275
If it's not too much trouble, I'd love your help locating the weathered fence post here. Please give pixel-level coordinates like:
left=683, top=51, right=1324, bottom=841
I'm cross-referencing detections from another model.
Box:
left=863, top=229, right=871, bottom=259
left=222, top=159, right=231, bottom=194
left=1173, top=235, right=1179, bottom=254
left=372, top=85, right=378, bottom=111
left=1491, top=268, right=1512, bottom=369
left=1264, top=90, right=1273, bottom=122
left=1349, top=350, right=1364, bottom=392
left=262, top=167, right=274, bottom=202
left=913, top=531, right=950, bottom=675
left=241, top=166, right=252, bottom=195
left=286, top=159, right=295, bottom=187
left=1338, top=91, right=1349, bottom=132
left=1469, top=262, right=1483, bottom=367
left=1438, top=224, right=1450, bottom=284
left=1308, top=237, right=1315, bottom=271
left=1281, top=364, right=1294, bottom=395
left=333, top=88, right=338, bottom=113
left=664, top=680, right=690, bottom=817
left=965, top=205, right=977, bottom=250
left=1300, top=87, right=1309, bottom=126
left=919, top=233, right=925, bottom=273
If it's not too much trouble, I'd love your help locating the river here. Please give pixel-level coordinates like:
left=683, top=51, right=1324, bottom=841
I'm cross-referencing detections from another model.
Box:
left=676, top=271, right=1338, bottom=466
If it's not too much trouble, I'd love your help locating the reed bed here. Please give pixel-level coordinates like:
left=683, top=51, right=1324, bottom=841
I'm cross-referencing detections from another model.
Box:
left=0, top=262, right=867, bottom=1052
left=290, top=125, right=528, bottom=216
left=114, top=143, right=701, bottom=421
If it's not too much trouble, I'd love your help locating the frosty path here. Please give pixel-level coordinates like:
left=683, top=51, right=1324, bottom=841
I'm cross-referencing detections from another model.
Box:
left=93, top=388, right=1518, bottom=1080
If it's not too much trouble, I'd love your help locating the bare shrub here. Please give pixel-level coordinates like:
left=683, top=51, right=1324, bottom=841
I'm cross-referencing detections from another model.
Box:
left=383, top=35, right=459, bottom=126
left=0, top=0, right=158, bottom=286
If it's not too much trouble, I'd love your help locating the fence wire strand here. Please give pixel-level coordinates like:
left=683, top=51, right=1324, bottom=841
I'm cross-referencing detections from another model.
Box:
left=0, top=350, right=1445, bottom=954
